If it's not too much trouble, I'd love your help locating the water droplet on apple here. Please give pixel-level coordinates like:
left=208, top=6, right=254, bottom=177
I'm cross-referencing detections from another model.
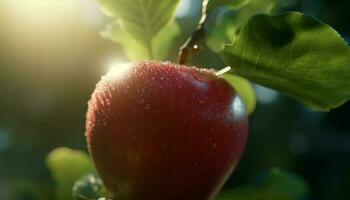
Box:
left=144, top=104, right=151, bottom=110
left=106, top=99, right=111, bottom=106
left=140, top=98, right=145, bottom=104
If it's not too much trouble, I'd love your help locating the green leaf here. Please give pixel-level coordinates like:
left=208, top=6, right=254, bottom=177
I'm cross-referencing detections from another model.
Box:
left=97, top=0, right=180, bottom=60
left=152, top=20, right=181, bottom=61
left=102, top=19, right=180, bottom=61
left=101, top=19, right=148, bottom=60
left=222, top=74, right=256, bottom=115
left=96, top=0, right=179, bottom=36
left=73, top=174, right=108, bottom=200
left=205, top=7, right=240, bottom=52
left=207, top=0, right=252, bottom=11
left=215, top=168, right=309, bottom=200
left=205, top=0, right=280, bottom=52
left=221, top=12, right=350, bottom=111
left=46, top=147, right=96, bottom=200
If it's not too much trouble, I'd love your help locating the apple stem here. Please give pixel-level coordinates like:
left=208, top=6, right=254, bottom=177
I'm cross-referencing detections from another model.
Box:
left=216, top=66, right=232, bottom=77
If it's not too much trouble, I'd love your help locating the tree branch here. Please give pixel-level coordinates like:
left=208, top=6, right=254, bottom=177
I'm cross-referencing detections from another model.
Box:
left=177, top=0, right=209, bottom=64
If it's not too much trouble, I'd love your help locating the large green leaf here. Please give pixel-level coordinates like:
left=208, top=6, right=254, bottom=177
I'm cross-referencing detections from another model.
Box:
left=221, top=12, right=350, bottom=111
left=102, top=19, right=180, bottom=60
left=215, top=168, right=309, bottom=200
left=205, top=0, right=279, bottom=52
left=46, top=147, right=96, bottom=200
left=152, top=20, right=181, bottom=61
left=207, top=0, right=251, bottom=11
left=97, top=0, right=180, bottom=60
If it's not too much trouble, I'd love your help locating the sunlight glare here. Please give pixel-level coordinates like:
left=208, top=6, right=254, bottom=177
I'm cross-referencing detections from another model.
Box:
left=4, top=0, right=78, bottom=24
left=232, top=96, right=246, bottom=119
left=104, top=61, right=133, bottom=81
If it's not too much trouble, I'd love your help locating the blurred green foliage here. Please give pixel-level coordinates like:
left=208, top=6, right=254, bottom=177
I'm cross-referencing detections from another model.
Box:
left=46, top=148, right=96, bottom=200
left=216, top=168, right=309, bottom=200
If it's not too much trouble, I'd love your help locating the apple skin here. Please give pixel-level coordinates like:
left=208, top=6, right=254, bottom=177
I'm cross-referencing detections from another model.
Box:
left=86, top=61, right=248, bottom=200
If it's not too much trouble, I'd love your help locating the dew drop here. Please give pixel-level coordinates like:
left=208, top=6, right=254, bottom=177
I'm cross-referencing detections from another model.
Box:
left=198, top=100, right=205, bottom=105
left=140, top=98, right=145, bottom=104
left=106, top=99, right=111, bottom=106
left=144, top=104, right=151, bottom=110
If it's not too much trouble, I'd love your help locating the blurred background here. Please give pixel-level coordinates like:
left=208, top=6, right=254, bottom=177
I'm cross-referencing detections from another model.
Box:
left=0, top=0, right=349, bottom=199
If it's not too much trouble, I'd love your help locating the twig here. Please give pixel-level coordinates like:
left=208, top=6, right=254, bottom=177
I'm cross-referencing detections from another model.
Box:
left=177, top=0, right=209, bottom=64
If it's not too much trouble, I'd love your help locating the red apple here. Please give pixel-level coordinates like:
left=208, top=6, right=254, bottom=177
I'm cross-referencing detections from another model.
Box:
left=85, top=61, right=248, bottom=200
